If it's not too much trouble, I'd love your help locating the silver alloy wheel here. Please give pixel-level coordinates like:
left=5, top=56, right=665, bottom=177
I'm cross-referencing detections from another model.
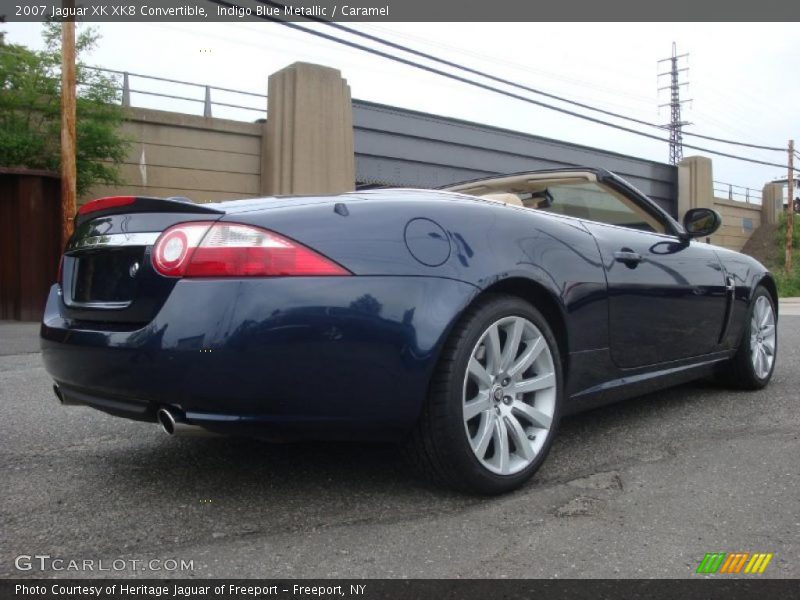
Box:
left=750, top=295, right=776, bottom=379
left=462, top=316, right=557, bottom=475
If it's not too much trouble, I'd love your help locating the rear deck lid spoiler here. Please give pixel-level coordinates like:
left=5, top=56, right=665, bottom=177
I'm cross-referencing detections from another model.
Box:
left=75, top=196, right=223, bottom=227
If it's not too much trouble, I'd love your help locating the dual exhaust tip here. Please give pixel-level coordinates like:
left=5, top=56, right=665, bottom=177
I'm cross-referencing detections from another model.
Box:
left=53, top=385, right=211, bottom=437
left=53, top=384, right=80, bottom=406
left=156, top=407, right=214, bottom=437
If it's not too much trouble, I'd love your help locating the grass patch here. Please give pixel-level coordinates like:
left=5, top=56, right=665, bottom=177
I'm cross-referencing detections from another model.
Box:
left=774, top=213, right=800, bottom=297
left=772, top=262, right=800, bottom=297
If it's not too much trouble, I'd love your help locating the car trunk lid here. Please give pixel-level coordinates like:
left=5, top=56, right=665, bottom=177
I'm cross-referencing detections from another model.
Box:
left=62, top=197, right=224, bottom=325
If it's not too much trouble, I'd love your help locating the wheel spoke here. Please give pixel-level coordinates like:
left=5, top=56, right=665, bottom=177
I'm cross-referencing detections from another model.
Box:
left=513, top=372, right=555, bottom=395
left=754, top=298, right=763, bottom=323
left=759, top=347, right=770, bottom=377
left=759, top=300, right=771, bottom=328
left=484, top=325, right=502, bottom=375
left=500, top=319, right=524, bottom=371
left=512, top=400, right=553, bottom=429
left=463, top=391, right=492, bottom=421
left=754, top=347, right=763, bottom=377
left=505, top=415, right=534, bottom=461
left=468, top=357, right=492, bottom=389
left=492, top=417, right=510, bottom=474
left=507, top=336, right=544, bottom=378
left=471, top=414, right=494, bottom=458
left=761, top=324, right=775, bottom=339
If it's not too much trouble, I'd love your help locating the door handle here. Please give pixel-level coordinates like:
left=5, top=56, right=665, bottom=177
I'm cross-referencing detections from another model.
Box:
left=614, top=249, right=643, bottom=267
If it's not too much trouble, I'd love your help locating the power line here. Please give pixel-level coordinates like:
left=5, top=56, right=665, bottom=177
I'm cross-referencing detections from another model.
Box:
left=360, top=22, right=657, bottom=97
left=208, top=0, right=796, bottom=171
left=690, top=106, right=781, bottom=168
left=255, top=0, right=785, bottom=153
left=349, top=23, right=786, bottom=153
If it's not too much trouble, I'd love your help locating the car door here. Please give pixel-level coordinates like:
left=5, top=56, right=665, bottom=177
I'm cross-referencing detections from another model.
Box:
left=540, top=180, right=728, bottom=369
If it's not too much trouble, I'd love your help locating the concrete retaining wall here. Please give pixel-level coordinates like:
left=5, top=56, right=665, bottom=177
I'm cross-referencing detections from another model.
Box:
left=81, top=107, right=263, bottom=204
left=679, top=156, right=779, bottom=252
left=710, top=198, right=762, bottom=251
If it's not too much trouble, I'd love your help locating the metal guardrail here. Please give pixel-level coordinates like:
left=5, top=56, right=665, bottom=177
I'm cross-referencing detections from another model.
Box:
left=713, top=180, right=762, bottom=203
left=82, top=65, right=268, bottom=119
left=0, top=47, right=265, bottom=117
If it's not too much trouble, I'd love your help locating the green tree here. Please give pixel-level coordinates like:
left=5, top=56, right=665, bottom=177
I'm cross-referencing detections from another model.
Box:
left=0, top=24, right=128, bottom=195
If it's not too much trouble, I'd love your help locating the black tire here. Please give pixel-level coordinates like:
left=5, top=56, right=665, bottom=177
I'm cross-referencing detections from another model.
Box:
left=403, top=293, right=564, bottom=495
left=717, top=286, right=777, bottom=390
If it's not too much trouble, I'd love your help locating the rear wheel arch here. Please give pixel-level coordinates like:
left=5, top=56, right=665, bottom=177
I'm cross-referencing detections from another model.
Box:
left=474, top=277, right=569, bottom=371
left=415, top=276, right=568, bottom=431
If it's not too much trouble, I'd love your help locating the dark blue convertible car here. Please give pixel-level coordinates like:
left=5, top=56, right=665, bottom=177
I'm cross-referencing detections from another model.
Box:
left=41, top=168, right=778, bottom=494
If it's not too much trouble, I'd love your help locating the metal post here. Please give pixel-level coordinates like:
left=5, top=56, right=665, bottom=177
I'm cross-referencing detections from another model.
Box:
left=746, top=188, right=750, bottom=203
left=122, top=72, right=130, bottom=107
left=728, top=184, right=732, bottom=200
left=657, top=43, right=690, bottom=165
left=666, top=44, right=683, bottom=165
left=203, top=85, right=212, bottom=118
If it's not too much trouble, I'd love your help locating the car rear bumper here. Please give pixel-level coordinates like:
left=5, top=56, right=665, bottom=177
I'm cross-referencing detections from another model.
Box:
left=41, top=276, right=477, bottom=441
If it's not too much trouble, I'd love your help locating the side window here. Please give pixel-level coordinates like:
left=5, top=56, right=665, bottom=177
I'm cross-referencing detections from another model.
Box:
left=528, top=182, right=665, bottom=234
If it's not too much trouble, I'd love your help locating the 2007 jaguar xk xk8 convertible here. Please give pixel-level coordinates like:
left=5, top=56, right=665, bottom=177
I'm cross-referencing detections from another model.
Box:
left=42, top=168, right=778, bottom=494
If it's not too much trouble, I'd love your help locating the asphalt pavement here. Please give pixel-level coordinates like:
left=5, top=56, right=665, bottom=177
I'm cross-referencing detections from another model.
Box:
left=1, top=314, right=798, bottom=579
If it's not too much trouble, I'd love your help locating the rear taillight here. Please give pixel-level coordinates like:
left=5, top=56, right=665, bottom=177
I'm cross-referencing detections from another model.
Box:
left=77, top=196, right=136, bottom=216
left=151, top=222, right=350, bottom=278
left=152, top=223, right=212, bottom=277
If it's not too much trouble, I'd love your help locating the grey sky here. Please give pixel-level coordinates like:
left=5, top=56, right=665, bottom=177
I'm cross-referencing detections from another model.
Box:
left=5, top=21, right=797, bottom=199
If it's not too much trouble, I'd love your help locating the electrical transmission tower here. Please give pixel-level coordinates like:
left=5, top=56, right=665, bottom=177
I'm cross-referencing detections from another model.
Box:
left=658, top=43, right=692, bottom=165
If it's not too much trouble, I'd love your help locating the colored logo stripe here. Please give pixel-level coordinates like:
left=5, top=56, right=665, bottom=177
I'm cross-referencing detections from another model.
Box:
left=697, top=552, right=773, bottom=574
left=697, top=553, right=726, bottom=573
left=719, top=553, right=749, bottom=573
left=744, top=553, right=773, bottom=574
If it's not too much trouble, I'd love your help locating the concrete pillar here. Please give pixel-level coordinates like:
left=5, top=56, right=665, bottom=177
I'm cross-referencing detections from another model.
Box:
left=761, top=182, right=783, bottom=225
left=262, top=62, right=355, bottom=196
left=677, top=156, right=714, bottom=219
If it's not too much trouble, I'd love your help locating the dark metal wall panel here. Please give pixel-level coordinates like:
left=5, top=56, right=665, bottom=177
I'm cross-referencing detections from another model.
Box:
left=353, top=100, right=678, bottom=215
left=0, top=170, right=62, bottom=321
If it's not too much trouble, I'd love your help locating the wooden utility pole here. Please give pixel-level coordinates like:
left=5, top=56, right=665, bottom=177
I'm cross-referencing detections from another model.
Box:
left=787, top=140, right=795, bottom=274
left=60, top=0, right=77, bottom=247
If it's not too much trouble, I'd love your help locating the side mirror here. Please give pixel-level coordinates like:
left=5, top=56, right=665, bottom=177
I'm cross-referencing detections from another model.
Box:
left=681, top=208, right=722, bottom=240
